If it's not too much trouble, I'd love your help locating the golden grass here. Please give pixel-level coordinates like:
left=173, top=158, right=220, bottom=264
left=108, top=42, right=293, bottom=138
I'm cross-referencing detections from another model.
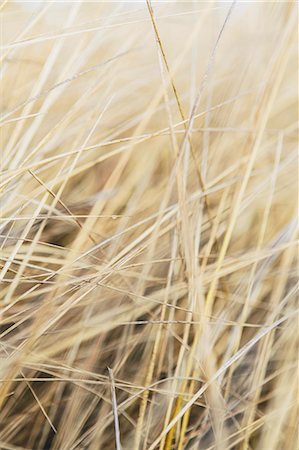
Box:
left=0, top=1, right=298, bottom=449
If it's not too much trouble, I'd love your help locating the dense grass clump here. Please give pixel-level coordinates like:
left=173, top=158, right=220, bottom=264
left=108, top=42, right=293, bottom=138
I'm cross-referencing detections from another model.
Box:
left=0, top=2, right=298, bottom=449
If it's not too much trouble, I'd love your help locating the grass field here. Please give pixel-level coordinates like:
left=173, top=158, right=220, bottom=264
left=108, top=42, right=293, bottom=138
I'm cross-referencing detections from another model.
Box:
left=0, top=1, right=298, bottom=449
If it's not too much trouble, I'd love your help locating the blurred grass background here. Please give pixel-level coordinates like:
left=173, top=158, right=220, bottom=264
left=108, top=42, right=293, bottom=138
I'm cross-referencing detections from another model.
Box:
left=0, top=1, right=298, bottom=449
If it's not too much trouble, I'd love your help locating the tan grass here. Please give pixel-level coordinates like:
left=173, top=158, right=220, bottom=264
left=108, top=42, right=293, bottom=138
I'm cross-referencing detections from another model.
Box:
left=0, top=1, right=298, bottom=450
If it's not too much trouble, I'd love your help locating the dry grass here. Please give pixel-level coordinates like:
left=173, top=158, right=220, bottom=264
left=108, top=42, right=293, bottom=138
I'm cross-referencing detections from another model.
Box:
left=0, top=1, right=298, bottom=449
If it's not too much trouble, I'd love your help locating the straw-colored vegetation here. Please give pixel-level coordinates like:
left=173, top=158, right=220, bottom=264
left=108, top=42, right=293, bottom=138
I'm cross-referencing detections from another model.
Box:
left=0, top=1, right=298, bottom=449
